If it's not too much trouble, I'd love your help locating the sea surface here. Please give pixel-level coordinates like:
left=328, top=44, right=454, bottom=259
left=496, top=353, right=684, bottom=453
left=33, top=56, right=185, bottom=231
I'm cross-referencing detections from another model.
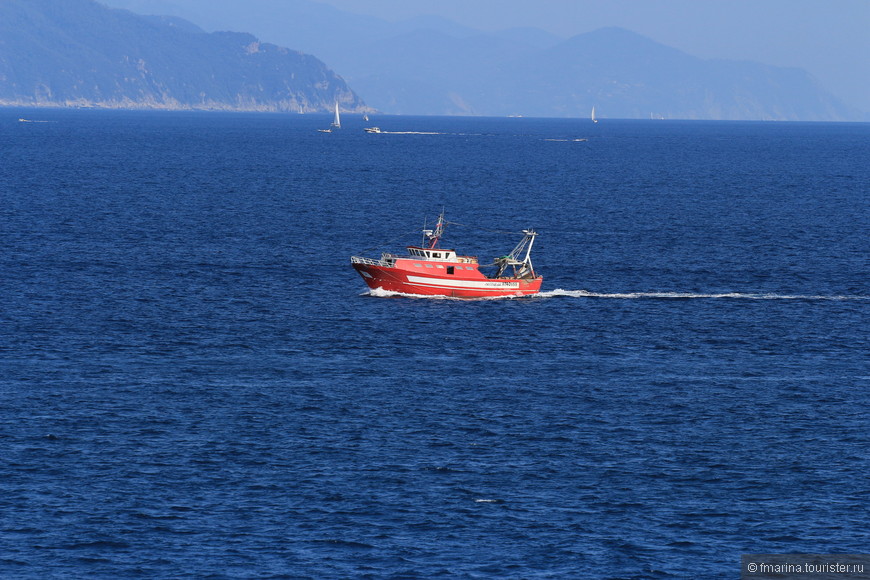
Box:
left=1, top=109, right=868, bottom=579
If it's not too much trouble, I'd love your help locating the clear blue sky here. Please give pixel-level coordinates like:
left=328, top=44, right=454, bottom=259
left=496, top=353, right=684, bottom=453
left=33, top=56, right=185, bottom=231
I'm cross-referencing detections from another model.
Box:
left=315, top=0, right=869, bottom=112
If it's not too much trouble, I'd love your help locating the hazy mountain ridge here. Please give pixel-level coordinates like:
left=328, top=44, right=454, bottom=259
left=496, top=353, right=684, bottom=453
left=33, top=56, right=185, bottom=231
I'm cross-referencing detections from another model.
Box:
left=346, top=26, right=855, bottom=120
left=3, top=0, right=860, bottom=120
left=0, top=0, right=367, bottom=113
left=101, top=0, right=857, bottom=120
left=495, top=27, right=852, bottom=121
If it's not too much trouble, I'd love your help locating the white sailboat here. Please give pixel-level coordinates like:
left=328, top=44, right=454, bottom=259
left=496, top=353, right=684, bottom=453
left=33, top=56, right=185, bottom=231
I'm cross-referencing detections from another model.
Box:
left=331, top=102, right=341, bottom=128
left=319, top=102, right=342, bottom=132
left=591, top=106, right=598, bottom=123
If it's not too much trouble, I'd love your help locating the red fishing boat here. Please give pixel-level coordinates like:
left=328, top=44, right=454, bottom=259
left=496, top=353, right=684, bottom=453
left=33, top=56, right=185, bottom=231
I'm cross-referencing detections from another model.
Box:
left=351, top=213, right=543, bottom=298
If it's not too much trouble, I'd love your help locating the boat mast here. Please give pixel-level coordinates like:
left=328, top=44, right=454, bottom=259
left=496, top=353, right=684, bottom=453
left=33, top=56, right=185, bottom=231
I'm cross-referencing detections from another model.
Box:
left=422, top=211, right=446, bottom=249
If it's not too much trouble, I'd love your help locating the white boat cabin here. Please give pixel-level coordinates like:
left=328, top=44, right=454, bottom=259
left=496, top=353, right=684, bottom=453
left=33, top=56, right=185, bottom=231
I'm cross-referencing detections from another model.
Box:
left=405, top=246, right=478, bottom=264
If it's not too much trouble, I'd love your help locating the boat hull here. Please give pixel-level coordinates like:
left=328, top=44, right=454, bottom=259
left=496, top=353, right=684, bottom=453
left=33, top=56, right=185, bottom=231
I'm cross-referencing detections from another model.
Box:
left=352, top=262, right=542, bottom=298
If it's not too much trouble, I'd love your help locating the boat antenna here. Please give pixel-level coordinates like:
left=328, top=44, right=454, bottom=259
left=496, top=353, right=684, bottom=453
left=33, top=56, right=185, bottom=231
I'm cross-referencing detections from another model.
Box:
left=423, top=210, right=446, bottom=249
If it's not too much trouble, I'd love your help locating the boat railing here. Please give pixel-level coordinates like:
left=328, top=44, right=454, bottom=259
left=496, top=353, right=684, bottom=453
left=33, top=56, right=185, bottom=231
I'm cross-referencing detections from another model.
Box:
left=351, top=255, right=392, bottom=267
left=352, top=253, right=478, bottom=266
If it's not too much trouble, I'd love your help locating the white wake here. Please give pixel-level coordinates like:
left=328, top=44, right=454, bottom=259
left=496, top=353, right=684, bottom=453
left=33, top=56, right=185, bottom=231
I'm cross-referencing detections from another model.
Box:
left=538, top=289, right=868, bottom=301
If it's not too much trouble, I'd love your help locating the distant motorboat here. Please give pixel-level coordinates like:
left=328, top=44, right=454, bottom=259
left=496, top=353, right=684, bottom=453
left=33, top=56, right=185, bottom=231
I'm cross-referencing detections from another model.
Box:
left=364, top=127, right=382, bottom=133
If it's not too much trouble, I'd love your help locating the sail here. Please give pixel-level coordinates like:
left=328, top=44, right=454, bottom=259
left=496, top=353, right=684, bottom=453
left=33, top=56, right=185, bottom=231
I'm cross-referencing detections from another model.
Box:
left=591, top=106, right=598, bottom=123
left=331, top=102, right=341, bottom=128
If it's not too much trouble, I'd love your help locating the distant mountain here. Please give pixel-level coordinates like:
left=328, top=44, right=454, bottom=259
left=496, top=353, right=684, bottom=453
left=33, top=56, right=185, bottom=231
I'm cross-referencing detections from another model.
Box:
left=495, top=27, right=856, bottom=121
left=101, top=0, right=860, bottom=121
left=345, top=26, right=856, bottom=120
left=0, top=0, right=367, bottom=113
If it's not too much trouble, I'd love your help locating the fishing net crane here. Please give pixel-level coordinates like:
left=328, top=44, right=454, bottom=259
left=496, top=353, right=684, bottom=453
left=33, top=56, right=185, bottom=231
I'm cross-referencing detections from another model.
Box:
left=494, top=229, right=538, bottom=279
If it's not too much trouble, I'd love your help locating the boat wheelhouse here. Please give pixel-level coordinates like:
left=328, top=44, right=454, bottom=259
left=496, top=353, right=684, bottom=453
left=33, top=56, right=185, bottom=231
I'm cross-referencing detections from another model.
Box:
left=351, top=213, right=543, bottom=298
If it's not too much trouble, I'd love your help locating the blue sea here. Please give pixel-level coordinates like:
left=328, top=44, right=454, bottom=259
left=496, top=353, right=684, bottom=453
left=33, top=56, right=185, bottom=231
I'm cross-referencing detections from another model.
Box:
left=1, top=109, right=868, bottom=579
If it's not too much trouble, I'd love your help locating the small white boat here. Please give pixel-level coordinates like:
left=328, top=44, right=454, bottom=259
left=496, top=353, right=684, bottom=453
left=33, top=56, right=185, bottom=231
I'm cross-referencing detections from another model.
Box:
left=591, top=106, right=598, bottom=123
left=364, top=127, right=382, bottom=133
left=331, top=102, right=341, bottom=128
left=318, top=102, right=341, bottom=132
